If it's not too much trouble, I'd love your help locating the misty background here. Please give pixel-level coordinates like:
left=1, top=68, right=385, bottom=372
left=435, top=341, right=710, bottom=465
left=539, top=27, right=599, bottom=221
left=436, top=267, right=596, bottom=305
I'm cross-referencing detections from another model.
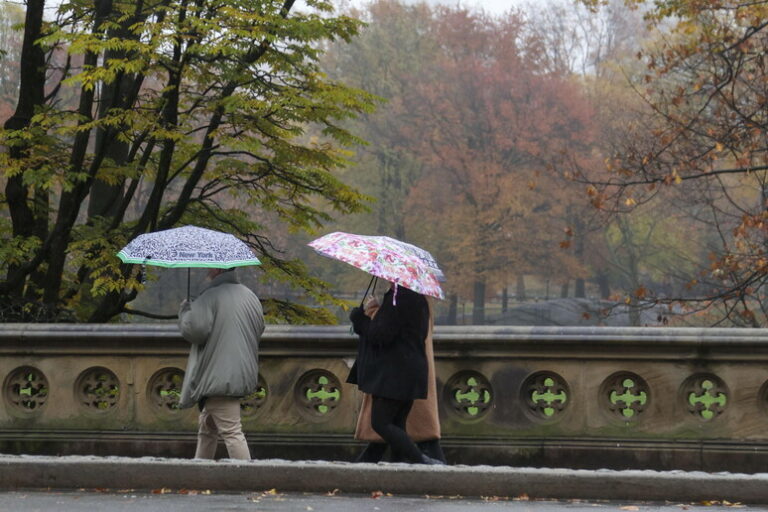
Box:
left=0, top=0, right=754, bottom=327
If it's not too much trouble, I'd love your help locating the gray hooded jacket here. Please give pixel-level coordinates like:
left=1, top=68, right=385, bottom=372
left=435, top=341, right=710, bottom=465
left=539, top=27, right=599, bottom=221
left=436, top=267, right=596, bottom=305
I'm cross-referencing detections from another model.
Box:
left=177, top=271, right=265, bottom=409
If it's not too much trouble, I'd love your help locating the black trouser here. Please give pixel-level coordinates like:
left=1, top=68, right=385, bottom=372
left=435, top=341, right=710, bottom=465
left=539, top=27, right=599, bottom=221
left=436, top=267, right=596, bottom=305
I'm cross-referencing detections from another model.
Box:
left=369, top=395, right=423, bottom=463
left=355, top=442, right=387, bottom=463
left=417, top=439, right=446, bottom=463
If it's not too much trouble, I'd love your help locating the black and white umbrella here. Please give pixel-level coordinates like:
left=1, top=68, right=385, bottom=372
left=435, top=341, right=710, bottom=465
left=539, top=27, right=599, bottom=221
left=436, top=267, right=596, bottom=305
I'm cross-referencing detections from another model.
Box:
left=117, top=225, right=260, bottom=268
left=117, top=225, right=261, bottom=298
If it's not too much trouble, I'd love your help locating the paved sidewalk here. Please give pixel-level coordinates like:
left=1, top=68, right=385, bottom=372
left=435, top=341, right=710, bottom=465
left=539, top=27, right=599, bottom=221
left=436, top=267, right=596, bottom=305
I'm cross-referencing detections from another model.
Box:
left=1, top=455, right=767, bottom=505
left=0, top=489, right=763, bottom=512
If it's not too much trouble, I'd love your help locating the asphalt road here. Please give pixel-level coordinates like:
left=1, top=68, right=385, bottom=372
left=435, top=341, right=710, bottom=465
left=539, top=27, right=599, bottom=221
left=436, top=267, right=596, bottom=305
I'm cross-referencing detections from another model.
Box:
left=0, top=490, right=763, bottom=512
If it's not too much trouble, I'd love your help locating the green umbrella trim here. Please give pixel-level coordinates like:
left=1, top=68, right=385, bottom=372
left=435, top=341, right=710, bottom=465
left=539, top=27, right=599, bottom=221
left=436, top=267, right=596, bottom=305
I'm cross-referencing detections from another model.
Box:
left=117, top=251, right=261, bottom=268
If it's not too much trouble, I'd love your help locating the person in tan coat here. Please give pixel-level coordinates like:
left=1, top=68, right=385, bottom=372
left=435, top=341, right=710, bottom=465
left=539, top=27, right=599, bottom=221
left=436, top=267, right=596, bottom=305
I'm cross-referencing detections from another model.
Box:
left=350, top=290, right=445, bottom=463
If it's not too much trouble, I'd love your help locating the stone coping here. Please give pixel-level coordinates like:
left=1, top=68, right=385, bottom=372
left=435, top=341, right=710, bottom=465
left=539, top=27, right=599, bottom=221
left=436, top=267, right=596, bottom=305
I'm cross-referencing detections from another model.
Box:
left=2, top=323, right=768, bottom=338
left=2, top=322, right=768, bottom=345
left=3, top=323, right=768, bottom=360
left=1, top=455, right=768, bottom=504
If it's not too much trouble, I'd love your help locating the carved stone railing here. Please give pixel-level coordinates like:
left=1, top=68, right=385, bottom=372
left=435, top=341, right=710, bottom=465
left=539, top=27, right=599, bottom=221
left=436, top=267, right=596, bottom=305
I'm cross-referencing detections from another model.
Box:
left=2, top=324, right=768, bottom=472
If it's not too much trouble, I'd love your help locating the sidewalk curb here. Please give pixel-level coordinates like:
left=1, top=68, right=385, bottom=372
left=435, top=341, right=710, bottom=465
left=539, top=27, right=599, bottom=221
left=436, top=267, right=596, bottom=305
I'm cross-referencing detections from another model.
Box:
left=1, top=455, right=767, bottom=504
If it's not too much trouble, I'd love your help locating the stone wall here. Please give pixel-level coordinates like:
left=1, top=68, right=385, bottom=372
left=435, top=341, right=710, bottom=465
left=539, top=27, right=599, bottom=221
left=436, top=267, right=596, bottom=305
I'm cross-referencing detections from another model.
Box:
left=2, top=324, right=768, bottom=471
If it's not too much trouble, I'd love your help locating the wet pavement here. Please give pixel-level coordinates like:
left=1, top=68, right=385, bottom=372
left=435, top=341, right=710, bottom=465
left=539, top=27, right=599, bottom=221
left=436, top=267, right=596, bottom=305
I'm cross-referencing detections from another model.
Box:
left=0, top=489, right=764, bottom=512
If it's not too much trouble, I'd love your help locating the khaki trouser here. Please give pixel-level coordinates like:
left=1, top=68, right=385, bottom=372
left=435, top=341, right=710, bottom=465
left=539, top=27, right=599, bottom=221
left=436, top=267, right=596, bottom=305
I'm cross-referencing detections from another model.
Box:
left=194, top=396, right=251, bottom=460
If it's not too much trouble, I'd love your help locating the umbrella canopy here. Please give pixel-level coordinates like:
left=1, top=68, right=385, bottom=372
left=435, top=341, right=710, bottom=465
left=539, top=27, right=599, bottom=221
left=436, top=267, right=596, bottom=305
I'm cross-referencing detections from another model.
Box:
left=308, top=232, right=444, bottom=299
left=117, top=225, right=261, bottom=268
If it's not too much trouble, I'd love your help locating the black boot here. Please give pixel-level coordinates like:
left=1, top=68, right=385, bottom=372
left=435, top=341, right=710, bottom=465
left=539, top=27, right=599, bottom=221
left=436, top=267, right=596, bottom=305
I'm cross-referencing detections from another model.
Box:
left=420, top=453, right=446, bottom=465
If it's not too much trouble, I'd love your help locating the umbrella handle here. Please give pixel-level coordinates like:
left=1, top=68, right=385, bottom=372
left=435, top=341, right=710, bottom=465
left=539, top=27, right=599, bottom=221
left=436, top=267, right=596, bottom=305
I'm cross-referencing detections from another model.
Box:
left=350, top=275, right=377, bottom=336
left=359, top=275, right=378, bottom=308
left=140, top=255, right=152, bottom=285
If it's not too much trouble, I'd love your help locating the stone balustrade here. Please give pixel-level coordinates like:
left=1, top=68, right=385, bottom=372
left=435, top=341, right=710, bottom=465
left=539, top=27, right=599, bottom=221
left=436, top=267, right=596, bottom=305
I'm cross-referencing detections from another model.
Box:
left=2, top=324, right=768, bottom=472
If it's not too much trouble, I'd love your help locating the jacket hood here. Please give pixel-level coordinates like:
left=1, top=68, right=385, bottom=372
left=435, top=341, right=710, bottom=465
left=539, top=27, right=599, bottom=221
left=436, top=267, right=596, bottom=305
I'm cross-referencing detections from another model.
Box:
left=200, top=270, right=239, bottom=294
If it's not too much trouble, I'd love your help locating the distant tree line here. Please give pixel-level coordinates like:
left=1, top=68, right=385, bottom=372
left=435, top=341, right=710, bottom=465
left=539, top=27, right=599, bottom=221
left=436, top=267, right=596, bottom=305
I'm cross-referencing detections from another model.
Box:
left=3, top=0, right=766, bottom=327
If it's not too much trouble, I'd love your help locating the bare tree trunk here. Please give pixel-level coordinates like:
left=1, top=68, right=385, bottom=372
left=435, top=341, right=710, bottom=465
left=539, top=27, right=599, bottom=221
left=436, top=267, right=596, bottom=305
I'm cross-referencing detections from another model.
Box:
left=447, top=293, right=458, bottom=325
left=596, top=271, right=611, bottom=299
left=3, top=0, right=46, bottom=297
left=516, top=274, right=526, bottom=301
left=472, top=279, right=485, bottom=324
left=574, top=217, right=586, bottom=298
left=43, top=0, right=115, bottom=305
left=501, top=286, right=508, bottom=314
left=617, top=217, right=641, bottom=326
left=575, top=278, right=586, bottom=299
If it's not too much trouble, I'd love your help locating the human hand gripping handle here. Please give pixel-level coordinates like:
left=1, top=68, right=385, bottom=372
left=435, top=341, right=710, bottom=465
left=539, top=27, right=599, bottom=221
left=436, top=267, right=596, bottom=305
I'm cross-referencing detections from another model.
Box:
left=178, top=297, right=211, bottom=345
left=363, top=296, right=380, bottom=318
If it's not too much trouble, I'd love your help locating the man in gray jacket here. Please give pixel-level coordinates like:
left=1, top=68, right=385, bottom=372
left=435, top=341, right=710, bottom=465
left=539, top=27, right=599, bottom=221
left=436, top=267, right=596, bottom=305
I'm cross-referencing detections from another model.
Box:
left=178, top=267, right=264, bottom=460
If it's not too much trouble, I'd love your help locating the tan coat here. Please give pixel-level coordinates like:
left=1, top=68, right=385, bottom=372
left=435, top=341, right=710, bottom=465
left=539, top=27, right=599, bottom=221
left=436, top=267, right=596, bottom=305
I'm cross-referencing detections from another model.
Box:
left=353, top=302, right=440, bottom=442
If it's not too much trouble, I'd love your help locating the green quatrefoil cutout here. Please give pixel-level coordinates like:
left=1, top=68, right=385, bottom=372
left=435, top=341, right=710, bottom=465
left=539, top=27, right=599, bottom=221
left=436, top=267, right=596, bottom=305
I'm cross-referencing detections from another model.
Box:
left=158, top=373, right=183, bottom=410
left=610, top=378, right=646, bottom=418
left=531, top=377, right=567, bottom=417
left=688, top=379, right=726, bottom=420
left=305, top=375, right=340, bottom=414
left=18, top=372, right=47, bottom=398
left=241, top=386, right=267, bottom=413
left=249, top=387, right=267, bottom=400
left=454, top=376, right=491, bottom=416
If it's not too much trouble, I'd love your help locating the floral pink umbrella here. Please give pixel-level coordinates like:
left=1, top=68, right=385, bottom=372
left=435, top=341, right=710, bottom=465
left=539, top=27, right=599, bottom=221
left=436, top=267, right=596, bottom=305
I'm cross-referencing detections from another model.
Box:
left=308, top=232, right=445, bottom=300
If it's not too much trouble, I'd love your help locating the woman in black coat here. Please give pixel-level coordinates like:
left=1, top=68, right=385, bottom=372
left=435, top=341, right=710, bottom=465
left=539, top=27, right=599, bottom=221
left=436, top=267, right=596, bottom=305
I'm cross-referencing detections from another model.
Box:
left=348, top=282, right=441, bottom=464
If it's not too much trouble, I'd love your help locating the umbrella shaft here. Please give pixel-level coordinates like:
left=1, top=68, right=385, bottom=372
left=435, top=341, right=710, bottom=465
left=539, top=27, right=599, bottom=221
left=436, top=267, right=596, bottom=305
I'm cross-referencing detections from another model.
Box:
left=360, top=275, right=378, bottom=307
